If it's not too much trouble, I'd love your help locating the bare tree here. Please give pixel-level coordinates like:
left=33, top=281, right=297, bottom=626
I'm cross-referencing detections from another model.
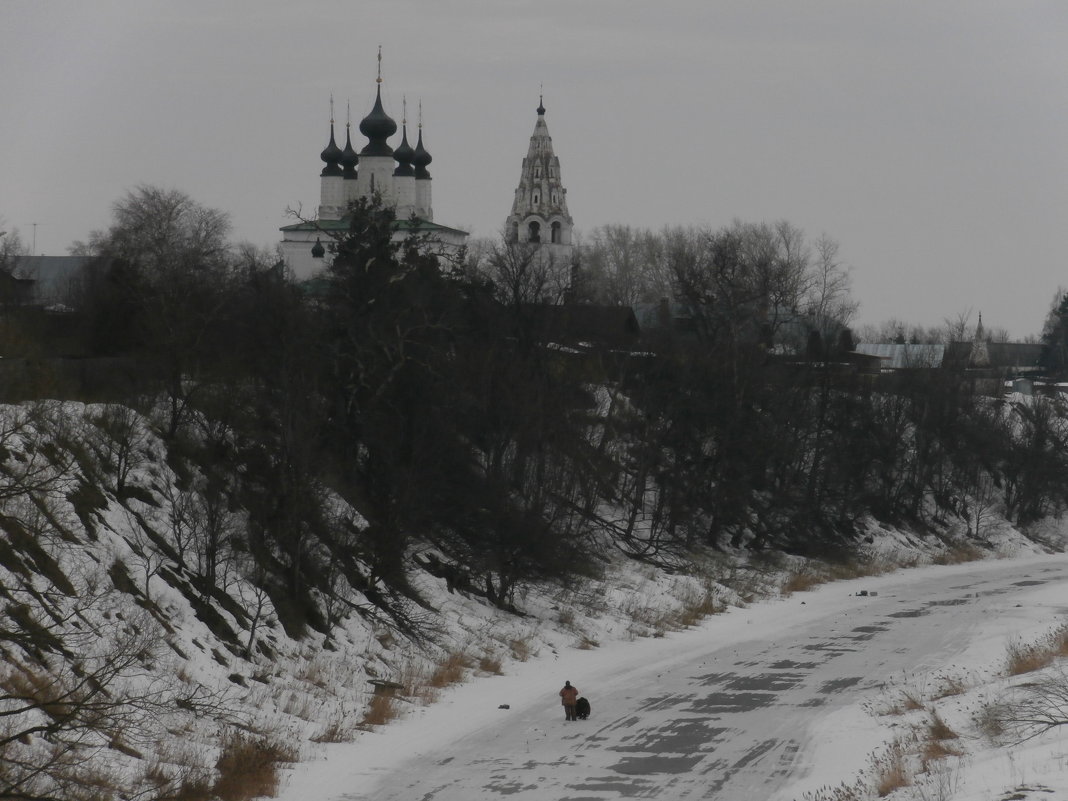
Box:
left=0, top=541, right=225, bottom=801
left=0, top=223, right=27, bottom=273
left=996, top=666, right=1068, bottom=743
left=804, top=233, right=857, bottom=342
left=83, top=404, right=151, bottom=497
left=163, top=475, right=240, bottom=590
left=477, top=232, right=570, bottom=307
left=79, top=185, right=237, bottom=436
left=942, top=308, right=975, bottom=343
left=582, top=224, right=671, bottom=307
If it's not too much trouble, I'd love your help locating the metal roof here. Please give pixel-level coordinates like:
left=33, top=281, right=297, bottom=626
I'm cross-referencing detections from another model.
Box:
left=855, top=343, right=945, bottom=369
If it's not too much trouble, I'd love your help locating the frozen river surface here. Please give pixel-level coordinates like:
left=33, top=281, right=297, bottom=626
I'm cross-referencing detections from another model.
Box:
left=280, top=554, right=1068, bottom=800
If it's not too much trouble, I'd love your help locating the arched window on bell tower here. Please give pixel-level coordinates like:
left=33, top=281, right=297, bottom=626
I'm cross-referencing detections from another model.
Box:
left=528, top=221, right=541, bottom=243
left=551, top=221, right=561, bottom=244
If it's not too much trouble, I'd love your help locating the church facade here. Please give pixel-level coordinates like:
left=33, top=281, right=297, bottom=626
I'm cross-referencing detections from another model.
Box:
left=280, top=75, right=467, bottom=281
left=281, top=78, right=576, bottom=291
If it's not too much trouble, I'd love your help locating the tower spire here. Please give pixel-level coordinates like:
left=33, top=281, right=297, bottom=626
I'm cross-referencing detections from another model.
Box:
left=377, top=44, right=382, bottom=84
left=505, top=96, right=573, bottom=249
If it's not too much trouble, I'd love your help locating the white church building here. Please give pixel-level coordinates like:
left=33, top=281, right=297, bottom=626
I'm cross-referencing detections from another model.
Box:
left=280, top=69, right=468, bottom=281
left=281, top=71, right=576, bottom=288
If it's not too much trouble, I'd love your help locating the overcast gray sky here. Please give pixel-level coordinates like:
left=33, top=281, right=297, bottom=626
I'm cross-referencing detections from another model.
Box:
left=3, top=0, right=1066, bottom=338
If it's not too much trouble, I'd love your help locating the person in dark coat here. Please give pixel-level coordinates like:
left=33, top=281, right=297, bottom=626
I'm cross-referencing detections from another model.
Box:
left=559, top=680, right=579, bottom=721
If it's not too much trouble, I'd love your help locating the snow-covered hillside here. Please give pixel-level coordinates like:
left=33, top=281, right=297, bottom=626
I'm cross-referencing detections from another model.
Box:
left=1, top=399, right=1065, bottom=801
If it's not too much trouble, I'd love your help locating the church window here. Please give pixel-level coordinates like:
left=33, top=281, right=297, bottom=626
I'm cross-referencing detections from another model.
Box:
left=534, top=166, right=541, bottom=178
left=533, top=192, right=539, bottom=205
left=528, top=221, right=541, bottom=243
left=551, top=222, right=561, bottom=244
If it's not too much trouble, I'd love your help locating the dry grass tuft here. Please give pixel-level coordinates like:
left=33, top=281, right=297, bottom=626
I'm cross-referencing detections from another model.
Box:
left=930, top=674, right=969, bottom=700
left=804, top=780, right=869, bottom=801
left=428, top=651, right=471, bottom=689
left=973, top=697, right=1007, bottom=743
left=510, top=638, right=533, bottom=662
left=1049, top=624, right=1068, bottom=658
left=213, top=735, right=295, bottom=801
left=1002, top=625, right=1068, bottom=676
left=673, top=589, right=719, bottom=628
left=826, top=557, right=889, bottom=581
left=780, top=568, right=826, bottom=596
left=478, top=654, right=503, bottom=675
left=873, top=739, right=912, bottom=797
left=311, top=717, right=359, bottom=743
left=900, top=691, right=926, bottom=712
left=879, top=687, right=925, bottom=715
left=927, top=710, right=959, bottom=741
left=280, top=690, right=316, bottom=720
left=931, top=544, right=985, bottom=565
left=921, top=737, right=963, bottom=765
left=921, top=713, right=964, bottom=772
left=360, top=693, right=399, bottom=727
left=172, top=777, right=214, bottom=801
left=1005, top=637, right=1055, bottom=676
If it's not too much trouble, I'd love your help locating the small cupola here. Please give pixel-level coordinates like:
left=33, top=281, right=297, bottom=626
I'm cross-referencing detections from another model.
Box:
left=413, top=129, right=432, bottom=179
left=393, top=121, right=415, bottom=178
left=341, top=121, right=359, bottom=179
left=320, top=121, right=343, bottom=177
left=311, top=238, right=326, bottom=259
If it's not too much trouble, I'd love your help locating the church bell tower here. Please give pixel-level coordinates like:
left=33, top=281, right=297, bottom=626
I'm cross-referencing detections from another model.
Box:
left=505, top=95, right=573, bottom=252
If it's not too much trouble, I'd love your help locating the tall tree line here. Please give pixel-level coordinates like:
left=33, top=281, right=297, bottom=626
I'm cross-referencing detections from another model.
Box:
left=49, top=187, right=1068, bottom=631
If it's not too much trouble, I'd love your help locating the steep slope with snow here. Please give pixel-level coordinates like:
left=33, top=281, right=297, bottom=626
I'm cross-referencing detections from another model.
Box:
left=1, top=398, right=1064, bottom=801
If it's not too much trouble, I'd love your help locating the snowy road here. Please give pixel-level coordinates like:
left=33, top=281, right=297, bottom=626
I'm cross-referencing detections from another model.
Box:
left=281, top=554, right=1068, bottom=801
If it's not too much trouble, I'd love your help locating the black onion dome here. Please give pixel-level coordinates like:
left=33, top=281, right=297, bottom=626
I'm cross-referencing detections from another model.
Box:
left=537, top=96, right=546, bottom=116
left=341, top=127, right=358, bottom=178
left=320, top=123, right=343, bottom=177
left=311, top=238, right=326, bottom=259
left=359, top=86, right=397, bottom=157
left=393, top=125, right=415, bottom=177
left=413, top=130, right=432, bottom=179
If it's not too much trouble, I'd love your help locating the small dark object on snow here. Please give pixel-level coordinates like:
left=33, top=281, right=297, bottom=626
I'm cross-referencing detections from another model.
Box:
left=575, top=697, right=591, bottom=720
left=857, top=590, right=868, bottom=596
left=368, top=679, right=404, bottom=698
left=498, top=704, right=510, bottom=709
